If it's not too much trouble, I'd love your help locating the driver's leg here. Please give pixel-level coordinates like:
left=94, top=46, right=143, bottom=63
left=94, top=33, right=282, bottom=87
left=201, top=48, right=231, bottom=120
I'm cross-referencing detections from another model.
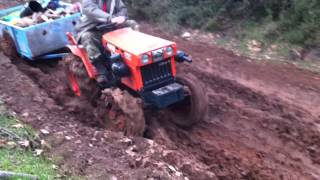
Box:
left=81, top=31, right=107, bottom=84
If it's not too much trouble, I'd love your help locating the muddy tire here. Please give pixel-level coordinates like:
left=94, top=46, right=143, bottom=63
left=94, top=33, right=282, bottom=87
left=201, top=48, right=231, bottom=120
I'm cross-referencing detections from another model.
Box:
left=96, top=89, right=146, bottom=136
left=0, top=31, right=18, bottom=60
left=167, top=73, right=208, bottom=128
left=63, top=53, right=98, bottom=102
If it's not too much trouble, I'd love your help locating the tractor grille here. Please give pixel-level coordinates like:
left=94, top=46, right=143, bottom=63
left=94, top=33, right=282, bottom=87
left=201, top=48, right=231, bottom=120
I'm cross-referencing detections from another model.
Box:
left=141, top=59, right=173, bottom=88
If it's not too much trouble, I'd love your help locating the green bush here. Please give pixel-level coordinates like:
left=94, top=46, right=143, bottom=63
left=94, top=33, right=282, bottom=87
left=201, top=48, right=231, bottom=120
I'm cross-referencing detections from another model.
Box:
left=124, top=0, right=320, bottom=45
left=278, top=0, right=320, bottom=45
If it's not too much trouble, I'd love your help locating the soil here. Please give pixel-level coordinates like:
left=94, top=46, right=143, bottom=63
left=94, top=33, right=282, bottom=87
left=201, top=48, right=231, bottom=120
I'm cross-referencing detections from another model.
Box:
left=1, top=2, right=320, bottom=180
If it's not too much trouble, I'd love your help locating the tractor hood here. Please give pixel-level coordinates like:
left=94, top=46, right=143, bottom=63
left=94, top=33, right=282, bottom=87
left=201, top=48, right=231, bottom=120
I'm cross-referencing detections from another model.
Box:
left=102, top=28, right=176, bottom=56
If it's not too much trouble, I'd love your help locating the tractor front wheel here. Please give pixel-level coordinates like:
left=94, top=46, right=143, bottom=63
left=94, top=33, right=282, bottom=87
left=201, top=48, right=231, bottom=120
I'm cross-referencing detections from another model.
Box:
left=167, top=73, right=208, bottom=128
left=96, top=88, right=146, bottom=136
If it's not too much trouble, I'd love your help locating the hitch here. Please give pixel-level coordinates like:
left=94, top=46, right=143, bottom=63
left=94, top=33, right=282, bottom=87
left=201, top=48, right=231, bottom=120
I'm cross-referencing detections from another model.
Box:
left=175, top=51, right=192, bottom=63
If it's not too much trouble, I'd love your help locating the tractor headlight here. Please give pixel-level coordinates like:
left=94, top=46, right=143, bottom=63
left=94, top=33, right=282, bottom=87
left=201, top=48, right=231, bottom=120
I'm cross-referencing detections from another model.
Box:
left=141, top=54, right=150, bottom=64
left=166, top=46, right=174, bottom=56
left=152, top=48, right=164, bottom=62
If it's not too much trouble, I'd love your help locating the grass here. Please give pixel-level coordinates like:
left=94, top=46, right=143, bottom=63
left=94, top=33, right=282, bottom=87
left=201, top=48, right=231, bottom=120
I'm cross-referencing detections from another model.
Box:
left=0, top=116, right=37, bottom=139
left=0, top=149, right=58, bottom=180
left=0, top=115, right=61, bottom=180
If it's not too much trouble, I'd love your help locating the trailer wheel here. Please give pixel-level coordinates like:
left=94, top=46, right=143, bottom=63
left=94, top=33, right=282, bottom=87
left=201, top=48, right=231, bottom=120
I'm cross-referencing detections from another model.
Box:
left=167, top=73, right=208, bottom=128
left=63, top=53, right=98, bottom=102
left=0, top=31, right=18, bottom=60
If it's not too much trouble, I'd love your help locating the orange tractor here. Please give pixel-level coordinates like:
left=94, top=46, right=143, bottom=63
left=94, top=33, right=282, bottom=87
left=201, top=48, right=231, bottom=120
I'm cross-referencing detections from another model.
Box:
left=64, top=25, right=208, bottom=136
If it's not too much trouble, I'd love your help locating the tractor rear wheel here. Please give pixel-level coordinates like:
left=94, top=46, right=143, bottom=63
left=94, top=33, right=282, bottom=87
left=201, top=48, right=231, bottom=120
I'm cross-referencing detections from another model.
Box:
left=0, top=31, right=18, bottom=60
left=167, top=73, right=208, bottom=128
left=96, top=88, right=146, bottom=136
left=63, top=53, right=98, bottom=102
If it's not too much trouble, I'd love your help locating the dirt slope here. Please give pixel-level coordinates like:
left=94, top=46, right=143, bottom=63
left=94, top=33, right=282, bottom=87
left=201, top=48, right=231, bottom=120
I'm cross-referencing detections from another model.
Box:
left=142, top=24, right=320, bottom=179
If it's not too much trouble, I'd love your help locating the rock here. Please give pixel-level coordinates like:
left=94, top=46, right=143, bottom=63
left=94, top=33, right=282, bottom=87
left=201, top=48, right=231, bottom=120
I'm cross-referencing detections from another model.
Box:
left=65, top=136, right=72, bottom=141
left=22, top=112, right=29, bottom=118
left=181, top=32, right=191, bottom=39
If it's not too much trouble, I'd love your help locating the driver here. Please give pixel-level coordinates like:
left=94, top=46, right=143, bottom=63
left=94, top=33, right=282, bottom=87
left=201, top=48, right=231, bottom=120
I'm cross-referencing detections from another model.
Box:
left=76, top=0, right=128, bottom=84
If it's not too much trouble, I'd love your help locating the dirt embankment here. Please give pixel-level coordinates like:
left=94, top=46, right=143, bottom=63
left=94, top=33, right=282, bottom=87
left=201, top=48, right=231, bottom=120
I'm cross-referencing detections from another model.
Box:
left=1, top=2, right=320, bottom=179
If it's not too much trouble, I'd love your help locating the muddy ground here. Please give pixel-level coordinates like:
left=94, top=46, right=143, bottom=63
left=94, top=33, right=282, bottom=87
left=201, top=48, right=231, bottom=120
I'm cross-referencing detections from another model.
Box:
left=1, top=2, right=320, bottom=180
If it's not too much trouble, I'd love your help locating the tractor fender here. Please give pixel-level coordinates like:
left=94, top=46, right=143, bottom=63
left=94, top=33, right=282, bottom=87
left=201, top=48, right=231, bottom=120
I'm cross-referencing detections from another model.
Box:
left=66, top=45, right=83, bottom=59
left=65, top=44, right=96, bottom=79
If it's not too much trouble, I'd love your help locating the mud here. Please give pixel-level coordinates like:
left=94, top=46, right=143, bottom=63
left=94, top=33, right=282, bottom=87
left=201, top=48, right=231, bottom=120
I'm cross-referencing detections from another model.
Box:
left=1, top=2, right=320, bottom=179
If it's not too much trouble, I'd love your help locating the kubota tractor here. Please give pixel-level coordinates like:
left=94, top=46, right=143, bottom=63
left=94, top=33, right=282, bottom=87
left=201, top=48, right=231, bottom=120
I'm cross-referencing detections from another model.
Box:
left=64, top=25, right=208, bottom=136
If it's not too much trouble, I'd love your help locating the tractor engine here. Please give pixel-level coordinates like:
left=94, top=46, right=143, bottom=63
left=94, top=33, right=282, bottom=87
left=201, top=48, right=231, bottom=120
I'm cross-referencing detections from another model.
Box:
left=102, top=28, right=191, bottom=108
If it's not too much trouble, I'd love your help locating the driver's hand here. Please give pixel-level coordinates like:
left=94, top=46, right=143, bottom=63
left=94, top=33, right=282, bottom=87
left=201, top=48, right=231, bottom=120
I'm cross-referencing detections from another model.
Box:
left=111, top=16, right=126, bottom=24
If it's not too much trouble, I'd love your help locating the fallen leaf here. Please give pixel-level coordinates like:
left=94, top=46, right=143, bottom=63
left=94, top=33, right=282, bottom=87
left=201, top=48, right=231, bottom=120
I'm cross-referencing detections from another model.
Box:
left=6, top=141, right=17, bottom=148
left=40, top=129, right=50, bottom=135
left=18, top=140, right=30, bottom=147
left=65, top=136, right=72, bottom=140
left=168, top=165, right=177, bottom=172
left=12, top=123, right=24, bottom=129
left=34, top=149, right=44, bottom=156
left=41, top=140, right=46, bottom=145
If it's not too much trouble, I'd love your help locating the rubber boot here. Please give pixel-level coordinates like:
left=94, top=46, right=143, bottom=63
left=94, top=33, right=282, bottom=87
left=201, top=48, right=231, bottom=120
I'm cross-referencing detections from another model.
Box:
left=91, top=57, right=108, bottom=85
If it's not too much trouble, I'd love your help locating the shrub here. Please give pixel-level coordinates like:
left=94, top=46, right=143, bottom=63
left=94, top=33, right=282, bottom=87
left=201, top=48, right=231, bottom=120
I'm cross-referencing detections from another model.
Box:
left=124, top=0, right=320, bottom=45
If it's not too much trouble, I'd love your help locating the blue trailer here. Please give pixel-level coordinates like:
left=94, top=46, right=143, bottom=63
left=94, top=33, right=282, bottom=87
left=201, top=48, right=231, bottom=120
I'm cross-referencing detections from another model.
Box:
left=0, top=1, right=80, bottom=60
